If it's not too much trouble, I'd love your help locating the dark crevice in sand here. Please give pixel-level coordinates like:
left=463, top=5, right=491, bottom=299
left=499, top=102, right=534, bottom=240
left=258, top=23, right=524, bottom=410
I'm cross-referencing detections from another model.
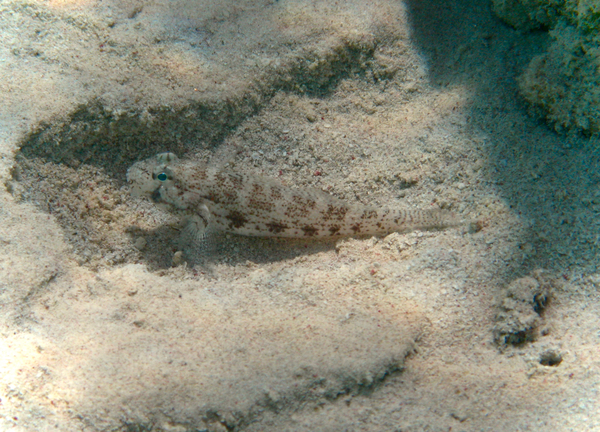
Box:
left=16, top=39, right=386, bottom=181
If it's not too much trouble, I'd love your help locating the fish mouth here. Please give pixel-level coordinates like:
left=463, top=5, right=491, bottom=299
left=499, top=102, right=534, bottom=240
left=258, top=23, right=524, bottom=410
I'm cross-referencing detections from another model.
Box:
left=151, top=187, right=162, bottom=203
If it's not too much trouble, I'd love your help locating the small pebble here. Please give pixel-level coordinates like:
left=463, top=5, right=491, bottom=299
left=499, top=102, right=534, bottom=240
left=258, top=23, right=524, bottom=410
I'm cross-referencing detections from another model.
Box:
left=134, top=237, right=147, bottom=250
left=172, top=251, right=184, bottom=266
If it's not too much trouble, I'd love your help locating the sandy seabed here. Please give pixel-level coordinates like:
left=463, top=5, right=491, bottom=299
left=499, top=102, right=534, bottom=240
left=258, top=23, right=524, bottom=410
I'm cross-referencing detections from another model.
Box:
left=1, top=0, right=599, bottom=431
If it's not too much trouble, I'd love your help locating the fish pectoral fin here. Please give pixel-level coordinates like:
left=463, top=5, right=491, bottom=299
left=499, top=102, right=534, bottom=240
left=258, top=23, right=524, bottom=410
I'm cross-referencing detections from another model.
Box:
left=179, top=203, right=213, bottom=245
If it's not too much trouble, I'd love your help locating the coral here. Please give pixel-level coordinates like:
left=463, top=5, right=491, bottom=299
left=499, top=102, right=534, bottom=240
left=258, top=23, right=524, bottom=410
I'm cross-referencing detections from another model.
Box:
left=492, top=0, right=574, bottom=31
left=492, top=0, right=600, bottom=134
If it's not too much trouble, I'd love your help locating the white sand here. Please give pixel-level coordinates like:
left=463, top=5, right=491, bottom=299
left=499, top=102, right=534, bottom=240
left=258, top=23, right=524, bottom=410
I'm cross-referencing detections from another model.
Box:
left=1, top=0, right=599, bottom=431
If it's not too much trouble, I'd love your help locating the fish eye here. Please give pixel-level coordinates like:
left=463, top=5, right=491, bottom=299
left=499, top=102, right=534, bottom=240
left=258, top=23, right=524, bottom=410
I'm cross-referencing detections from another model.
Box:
left=157, top=172, right=168, bottom=182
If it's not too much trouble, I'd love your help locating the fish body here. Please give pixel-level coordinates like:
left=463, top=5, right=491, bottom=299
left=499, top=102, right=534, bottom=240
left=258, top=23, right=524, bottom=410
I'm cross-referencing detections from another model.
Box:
left=127, top=153, right=460, bottom=239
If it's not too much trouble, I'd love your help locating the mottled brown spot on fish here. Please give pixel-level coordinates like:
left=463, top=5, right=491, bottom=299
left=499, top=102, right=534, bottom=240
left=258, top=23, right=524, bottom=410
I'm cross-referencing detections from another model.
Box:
left=361, top=209, right=378, bottom=220
left=322, top=204, right=348, bottom=222
left=302, top=225, right=318, bottom=236
left=328, top=225, right=341, bottom=235
left=226, top=210, right=248, bottom=229
left=266, top=222, right=289, bottom=234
